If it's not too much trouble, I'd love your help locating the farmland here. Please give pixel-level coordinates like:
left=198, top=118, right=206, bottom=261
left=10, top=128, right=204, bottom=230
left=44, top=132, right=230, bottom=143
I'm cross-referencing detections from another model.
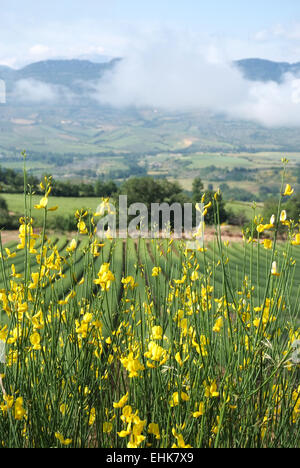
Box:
left=1, top=234, right=300, bottom=325
left=1, top=103, right=300, bottom=199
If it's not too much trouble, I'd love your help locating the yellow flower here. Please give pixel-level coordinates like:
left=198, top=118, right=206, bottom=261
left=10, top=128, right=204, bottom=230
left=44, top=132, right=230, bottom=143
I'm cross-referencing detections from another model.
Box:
left=77, top=220, right=88, bottom=235
left=34, top=196, right=48, bottom=210
left=213, top=316, right=223, bottom=333
left=103, top=422, right=113, bottom=433
left=257, top=215, right=275, bottom=233
left=283, top=184, right=294, bottom=196
left=1, top=395, right=14, bottom=412
left=148, top=422, right=160, bottom=439
left=256, top=224, right=266, bottom=233
left=14, top=397, right=26, bottom=420
left=117, top=429, right=131, bottom=438
left=262, top=239, right=272, bottom=250
left=173, top=275, right=186, bottom=284
left=280, top=210, right=291, bottom=227
left=28, top=272, right=40, bottom=289
left=59, top=404, right=67, bottom=416
left=204, top=379, right=219, bottom=398
left=152, top=267, right=161, bottom=277
left=113, top=392, right=129, bottom=409
left=120, top=352, right=145, bottom=378
left=144, top=341, right=168, bottom=365
left=121, top=405, right=134, bottom=424
left=0, top=325, right=8, bottom=342
left=193, top=401, right=205, bottom=418
left=89, top=407, right=96, bottom=426
left=94, top=198, right=115, bottom=216
left=90, top=240, right=104, bottom=257
left=94, top=263, right=115, bottom=291
left=55, top=432, right=72, bottom=446
left=280, top=210, right=287, bottom=222
left=169, top=391, right=189, bottom=407
left=172, top=429, right=192, bottom=448
left=30, top=332, right=41, bottom=350
left=291, top=233, right=300, bottom=246
left=121, top=276, right=138, bottom=290
left=190, top=270, right=199, bottom=281
left=214, top=189, right=221, bottom=201
left=58, top=290, right=76, bottom=305
left=175, top=352, right=183, bottom=367
left=66, top=239, right=77, bottom=253
left=48, top=205, right=58, bottom=212
left=11, top=264, right=22, bottom=279
left=271, top=261, right=280, bottom=277
left=151, top=325, right=163, bottom=340
left=4, top=248, right=16, bottom=259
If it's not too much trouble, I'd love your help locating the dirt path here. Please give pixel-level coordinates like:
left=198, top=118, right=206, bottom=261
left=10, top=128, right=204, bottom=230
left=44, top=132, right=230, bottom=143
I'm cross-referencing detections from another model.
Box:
left=0, top=225, right=245, bottom=247
left=0, top=230, right=20, bottom=245
left=201, top=225, right=244, bottom=243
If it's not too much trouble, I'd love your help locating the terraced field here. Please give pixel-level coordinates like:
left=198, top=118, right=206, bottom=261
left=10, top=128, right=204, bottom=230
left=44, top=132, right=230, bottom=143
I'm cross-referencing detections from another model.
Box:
left=1, top=235, right=299, bottom=330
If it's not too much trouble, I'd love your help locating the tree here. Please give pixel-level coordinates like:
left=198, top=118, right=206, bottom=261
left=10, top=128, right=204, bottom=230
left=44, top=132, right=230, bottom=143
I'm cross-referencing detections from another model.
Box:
left=118, top=177, right=189, bottom=207
left=94, top=180, right=117, bottom=197
left=117, top=177, right=190, bottom=230
left=192, top=177, right=204, bottom=204
left=263, top=193, right=300, bottom=228
left=0, top=195, right=18, bottom=229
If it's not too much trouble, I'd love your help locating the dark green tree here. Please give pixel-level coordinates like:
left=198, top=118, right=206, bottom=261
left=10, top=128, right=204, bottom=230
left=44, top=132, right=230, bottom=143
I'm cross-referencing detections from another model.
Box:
left=192, top=177, right=204, bottom=204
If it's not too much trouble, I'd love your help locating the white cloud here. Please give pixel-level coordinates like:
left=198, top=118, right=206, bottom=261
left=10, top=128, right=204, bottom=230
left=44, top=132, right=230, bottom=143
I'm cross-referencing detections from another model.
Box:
left=253, top=30, right=269, bottom=42
left=91, top=34, right=300, bottom=127
left=92, top=34, right=246, bottom=110
left=233, top=73, right=300, bottom=127
left=3, top=23, right=300, bottom=128
left=29, top=44, right=52, bottom=59
left=13, top=79, right=60, bottom=103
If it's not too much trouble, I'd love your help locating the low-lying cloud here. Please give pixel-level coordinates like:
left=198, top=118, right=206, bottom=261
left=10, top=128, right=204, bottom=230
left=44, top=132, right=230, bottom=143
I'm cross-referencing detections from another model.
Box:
left=12, top=79, right=75, bottom=104
left=13, top=79, right=59, bottom=103
left=91, top=37, right=300, bottom=128
left=10, top=34, right=300, bottom=128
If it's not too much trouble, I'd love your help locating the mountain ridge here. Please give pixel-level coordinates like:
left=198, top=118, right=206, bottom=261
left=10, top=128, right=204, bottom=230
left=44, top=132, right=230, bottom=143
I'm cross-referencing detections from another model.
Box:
left=0, top=56, right=300, bottom=87
left=0, top=58, right=121, bottom=97
left=235, top=57, right=300, bottom=83
left=1, top=56, right=300, bottom=107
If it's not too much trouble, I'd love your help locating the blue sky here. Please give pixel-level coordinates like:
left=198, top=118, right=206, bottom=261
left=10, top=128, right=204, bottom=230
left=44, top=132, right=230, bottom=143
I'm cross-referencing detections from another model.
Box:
left=2, top=0, right=300, bottom=30
left=2, top=1, right=300, bottom=127
left=1, top=0, right=300, bottom=66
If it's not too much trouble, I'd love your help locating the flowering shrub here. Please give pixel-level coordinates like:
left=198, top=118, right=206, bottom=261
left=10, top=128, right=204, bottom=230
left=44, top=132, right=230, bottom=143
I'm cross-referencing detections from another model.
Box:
left=0, top=162, right=299, bottom=448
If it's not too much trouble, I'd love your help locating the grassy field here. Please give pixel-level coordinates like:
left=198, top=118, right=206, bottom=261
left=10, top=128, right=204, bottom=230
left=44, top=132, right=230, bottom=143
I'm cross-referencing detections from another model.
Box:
left=2, top=193, right=101, bottom=225
left=1, top=192, right=262, bottom=228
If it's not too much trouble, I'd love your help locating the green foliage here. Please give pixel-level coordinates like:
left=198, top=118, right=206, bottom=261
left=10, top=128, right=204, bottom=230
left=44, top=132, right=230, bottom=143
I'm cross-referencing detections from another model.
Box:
left=263, top=193, right=300, bottom=226
left=0, top=195, right=19, bottom=229
left=220, top=183, right=258, bottom=202
left=47, top=214, right=78, bottom=232
left=118, top=177, right=190, bottom=207
left=202, top=190, right=228, bottom=225
left=192, top=177, right=204, bottom=204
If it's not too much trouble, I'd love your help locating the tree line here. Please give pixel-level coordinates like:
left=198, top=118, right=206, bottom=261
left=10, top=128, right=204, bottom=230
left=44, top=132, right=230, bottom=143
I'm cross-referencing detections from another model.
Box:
left=0, top=166, right=298, bottom=233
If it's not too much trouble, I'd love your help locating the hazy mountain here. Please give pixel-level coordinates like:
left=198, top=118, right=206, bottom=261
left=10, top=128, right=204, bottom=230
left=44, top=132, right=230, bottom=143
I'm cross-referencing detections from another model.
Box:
left=234, top=58, right=300, bottom=83
left=1, top=57, right=300, bottom=98
left=0, top=58, right=121, bottom=101
left=1, top=57, right=300, bottom=171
